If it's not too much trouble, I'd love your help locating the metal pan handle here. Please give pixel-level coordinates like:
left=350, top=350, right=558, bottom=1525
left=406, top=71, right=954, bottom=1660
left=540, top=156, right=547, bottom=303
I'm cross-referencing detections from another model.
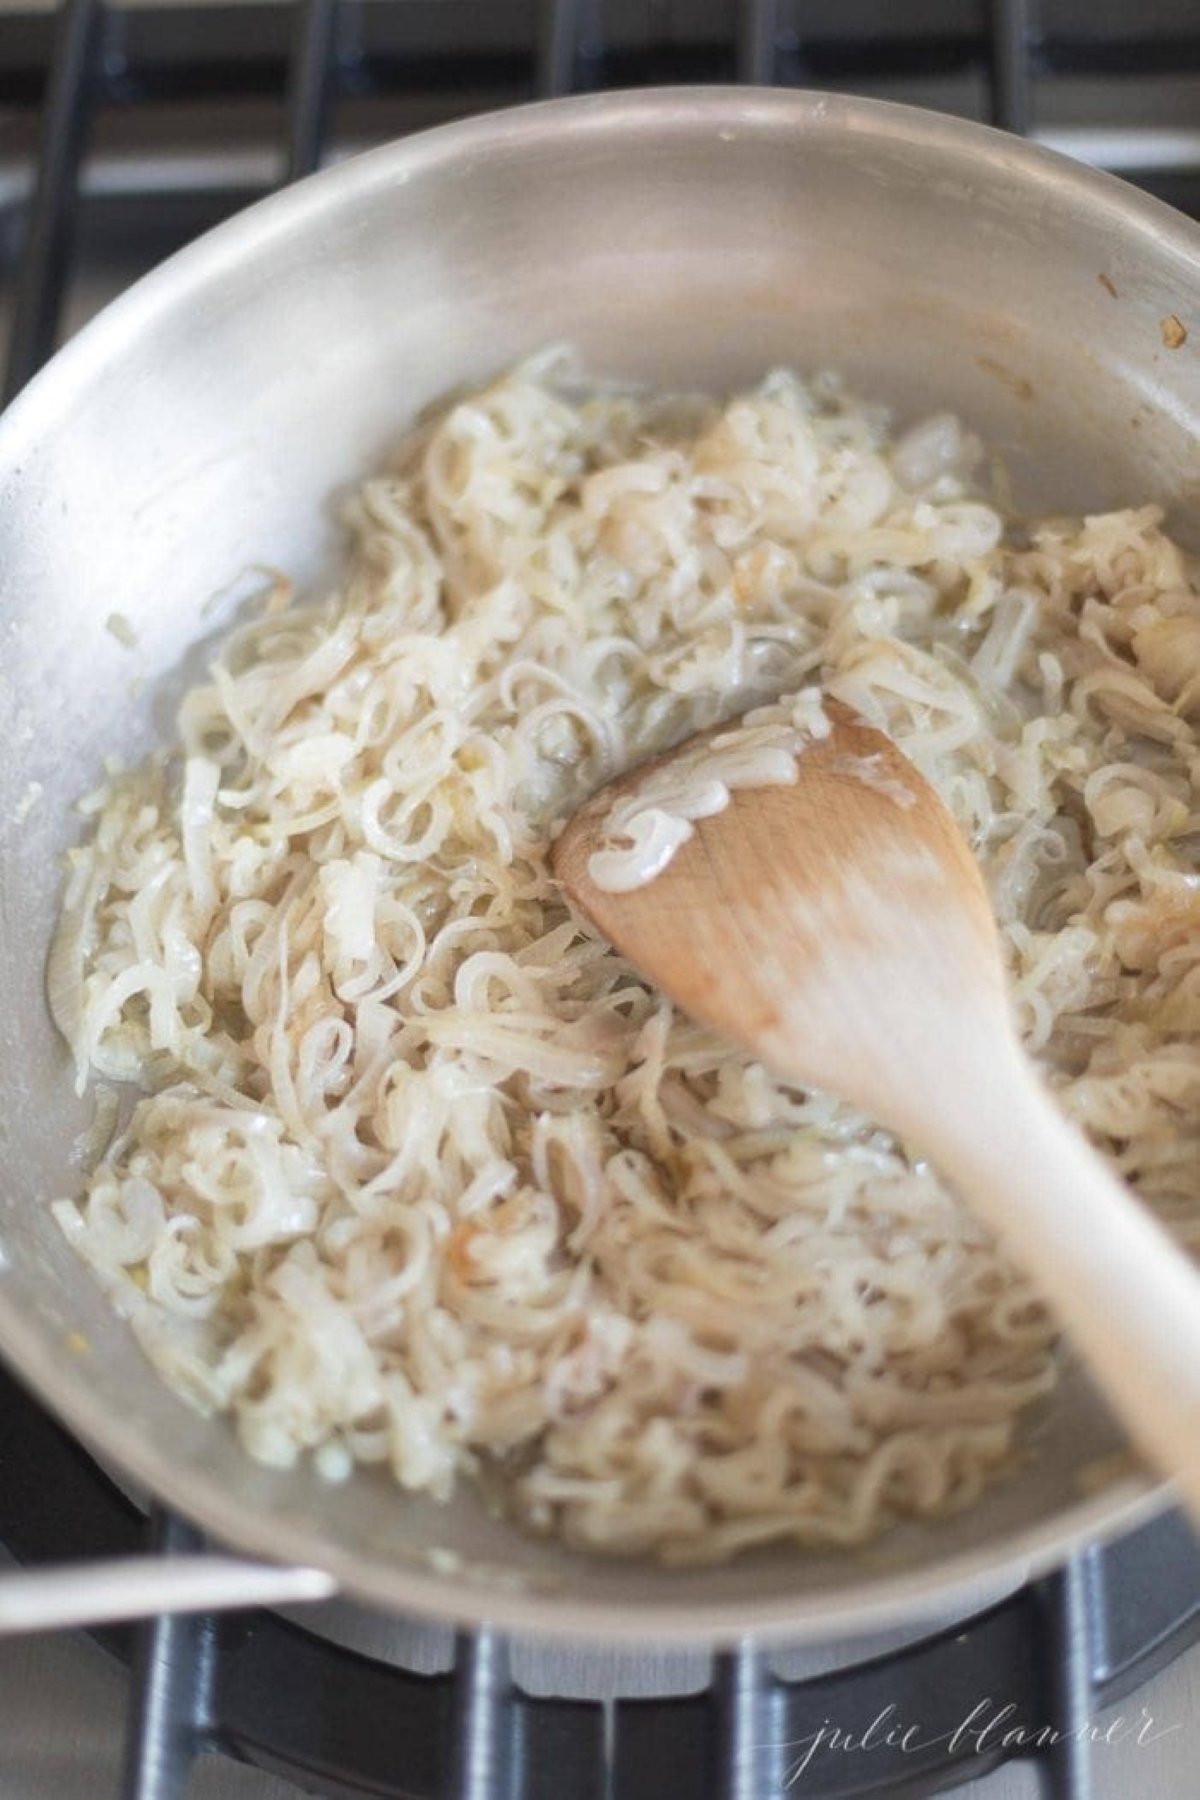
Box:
left=0, top=1555, right=337, bottom=1634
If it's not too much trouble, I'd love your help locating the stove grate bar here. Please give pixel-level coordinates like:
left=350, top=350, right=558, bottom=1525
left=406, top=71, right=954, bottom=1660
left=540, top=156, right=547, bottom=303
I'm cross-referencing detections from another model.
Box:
left=713, top=1642, right=774, bottom=1800
left=283, top=0, right=340, bottom=183
left=2, top=0, right=103, bottom=404
left=536, top=0, right=586, bottom=100
left=119, top=1509, right=213, bottom=1800
left=1035, top=1556, right=1095, bottom=1800
left=988, top=0, right=1036, bottom=133
left=446, top=1629, right=516, bottom=1800
left=737, top=0, right=781, bottom=85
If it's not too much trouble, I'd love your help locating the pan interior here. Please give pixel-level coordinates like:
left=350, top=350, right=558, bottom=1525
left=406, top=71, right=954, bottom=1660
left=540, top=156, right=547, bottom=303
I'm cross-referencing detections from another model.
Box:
left=0, top=89, right=1192, bottom=1641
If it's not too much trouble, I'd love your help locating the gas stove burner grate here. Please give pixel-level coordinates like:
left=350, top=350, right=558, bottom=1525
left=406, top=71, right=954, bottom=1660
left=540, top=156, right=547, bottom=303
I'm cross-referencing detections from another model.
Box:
left=4, top=4, right=1200, bottom=1798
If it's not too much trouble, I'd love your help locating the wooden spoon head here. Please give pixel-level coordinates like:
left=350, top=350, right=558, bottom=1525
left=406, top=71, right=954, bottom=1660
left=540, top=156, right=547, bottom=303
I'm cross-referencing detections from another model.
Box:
left=551, top=699, right=1009, bottom=1133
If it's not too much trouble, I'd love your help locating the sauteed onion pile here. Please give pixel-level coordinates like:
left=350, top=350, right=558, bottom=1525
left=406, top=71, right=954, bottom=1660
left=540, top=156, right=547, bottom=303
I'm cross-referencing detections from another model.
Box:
left=51, top=355, right=1200, bottom=1562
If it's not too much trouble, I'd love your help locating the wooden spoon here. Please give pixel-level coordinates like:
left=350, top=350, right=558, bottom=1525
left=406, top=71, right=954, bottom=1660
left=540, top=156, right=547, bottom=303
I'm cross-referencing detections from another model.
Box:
left=552, top=697, right=1200, bottom=1521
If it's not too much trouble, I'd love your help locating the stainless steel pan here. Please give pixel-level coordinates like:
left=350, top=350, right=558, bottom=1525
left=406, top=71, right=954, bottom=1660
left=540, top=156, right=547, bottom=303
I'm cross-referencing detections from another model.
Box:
left=1, top=88, right=1197, bottom=1645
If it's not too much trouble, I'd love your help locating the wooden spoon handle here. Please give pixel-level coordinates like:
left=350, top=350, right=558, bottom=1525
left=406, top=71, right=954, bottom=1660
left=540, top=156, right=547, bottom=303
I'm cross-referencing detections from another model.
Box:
left=924, top=1047, right=1200, bottom=1522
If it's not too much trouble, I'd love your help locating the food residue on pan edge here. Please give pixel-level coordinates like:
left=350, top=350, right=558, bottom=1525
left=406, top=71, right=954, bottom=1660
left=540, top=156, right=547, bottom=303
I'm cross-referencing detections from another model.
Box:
left=975, top=356, right=1035, bottom=401
left=105, top=611, right=138, bottom=649
left=1161, top=314, right=1189, bottom=350
left=13, top=780, right=42, bottom=824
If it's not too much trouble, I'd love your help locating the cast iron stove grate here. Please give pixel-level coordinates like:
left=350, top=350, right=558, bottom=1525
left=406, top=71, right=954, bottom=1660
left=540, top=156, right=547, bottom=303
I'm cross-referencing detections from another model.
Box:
left=2, top=4, right=1200, bottom=1798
